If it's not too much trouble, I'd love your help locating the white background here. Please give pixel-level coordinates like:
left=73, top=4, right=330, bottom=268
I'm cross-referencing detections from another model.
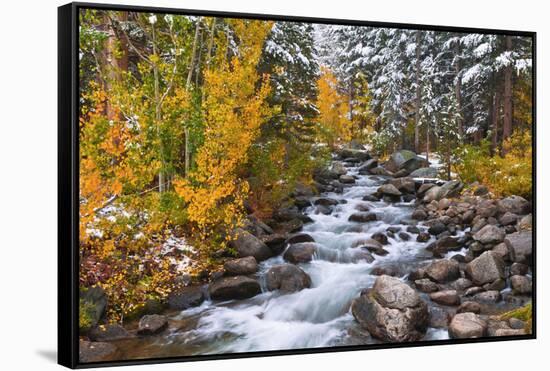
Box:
left=0, top=0, right=545, bottom=369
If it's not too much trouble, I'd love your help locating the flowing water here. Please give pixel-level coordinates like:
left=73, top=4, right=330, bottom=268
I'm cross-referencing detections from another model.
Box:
left=113, top=161, right=452, bottom=360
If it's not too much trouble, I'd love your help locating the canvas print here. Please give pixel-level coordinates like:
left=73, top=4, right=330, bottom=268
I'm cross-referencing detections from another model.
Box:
left=77, top=7, right=534, bottom=364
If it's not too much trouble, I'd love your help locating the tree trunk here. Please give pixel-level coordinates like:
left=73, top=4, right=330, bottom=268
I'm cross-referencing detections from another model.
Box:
left=502, top=35, right=513, bottom=147
left=414, top=30, right=421, bottom=153
left=206, top=18, right=216, bottom=67
left=491, top=92, right=500, bottom=155
left=104, top=12, right=128, bottom=120
left=425, top=122, right=429, bottom=162
left=454, top=42, right=463, bottom=139
left=186, top=19, right=201, bottom=89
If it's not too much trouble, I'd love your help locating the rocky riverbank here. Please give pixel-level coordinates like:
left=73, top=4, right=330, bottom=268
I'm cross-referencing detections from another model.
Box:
left=79, top=146, right=533, bottom=362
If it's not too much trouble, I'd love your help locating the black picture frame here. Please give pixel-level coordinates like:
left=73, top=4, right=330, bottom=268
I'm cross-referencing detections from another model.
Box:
left=58, top=2, right=537, bottom=368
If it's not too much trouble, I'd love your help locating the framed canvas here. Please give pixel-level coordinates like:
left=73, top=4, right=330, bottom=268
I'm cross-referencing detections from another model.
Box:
left=58, top=2, right=536, bottom=368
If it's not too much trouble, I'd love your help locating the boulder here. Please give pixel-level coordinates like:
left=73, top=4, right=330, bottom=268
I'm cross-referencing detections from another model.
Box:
left=456, top=301, right=481, bottom=314
left=208, top=276, right=261, bottom=300
left=314, top=197, right=339, bottom=206
left=369, top=166, right=394, bottom=177
left=358, top=159, right=378, bottom=174
left=449, top=313, right=487, bottom=338
left=506, top=231, right=533, bottom=265
left=294, top=197, right=312, bottom=210
left=167, top=286, right=205, bottom=310
left=510, top=275, right=532, bottom=295
left=331, top=161, right=347, bottom=175
left=340, top=175, right=356, bottom=184
left=412, top=209, right=428, bottom=220
left=338, top=148, right=371, bottom=161
left=348, top=212, right=378, bottom=223
left=472, top=290, right=502, bottom=303
left=351, top=275, right=429, bottom=342
left=428, top=222, right=447, bottom=236
left=424, top=259, right=460, bottom=283
left=283, top=242, right=317, bottom=264
left=473, top=225, right=505, bottom=245
left=137, top=314, right=168, bottom=335
left=224, top=257, right=258, bottom=276
left=414, top=278, right=439, bottom=293
left=378, top=183, right=402, bottom=197
left=230, top=228, right=273, bottom=262
left=286, top=233, right=315, bottom=244
left=499, top=212, right=518, bottom=226
left=79, top=340, right=119, bottom=363
left=89, top=324, right=131, bottom=342
left=429, top=306, right=451, bottom=328
left=510, top=263, right=529, bottom=276
left=389, top=177, right=416, bottom=194
left=265, top=264, right=312, bottom=293
left=261, top=234, right=288, bottom=255
left=497, top=195, right=531, bottom=215
left=440, top=180, right=464, bottom=198
left=409, top=167, right=438, bottom=178
left=80, top=286, right=108, bottom=330
left=417, top=232, right=431, bottom=242
left=465, top=251, right=505, bottom=286
left=429, top=290, right=461, bottom=306
left=371, top=232, right=389, bottom=245
left=518, top=214, right=532, bottom=231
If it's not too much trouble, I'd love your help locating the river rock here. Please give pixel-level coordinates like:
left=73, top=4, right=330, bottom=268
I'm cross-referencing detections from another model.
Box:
left=358, top=159, right=378, bottom=174
left=261, top=233, right=288, bottom=255
left=499, top=212, right=518, bottom=226
left=518, top=214, right=532, bottom=230
left=457, top=301, right=481, bottom=314
left=167, top=286, right=205, bottom=310
left=208, top=276, right=261, bottom=300
left=265, top=264, right=312, bottom=293
left=415, top=278, right=439, bottom=293
left=449, top=313, right=487, bottom=338
left=378, top=183, right=402, bottom=197
left=412, top=209, right=428, bottom=220
left=348, top=212, right=378, bottom=223
left=506, top=231, right=533, bottom=265
left=390, top=177, right=416, bottom=194
left=351, top=275, right=429, bottom=342
left=430, top=290, right=461, bottom=306
left=497, top=195, right=531, bottom=215
left=230, top=228, right=273, bottom=262
left=294, top=197, right=312, bottom=210
left=429, top=306, right=451, bottom=328
left=409, top=167, right=438, bottom=178
left=369, top=166, right=394, bottom=177
left=511, top=275, right=532, bottom=295
left=286, top=233, right=315, bottom=244
left=473, top=225, right=505, bottom=245
left=138, top=314, right=168, bottom=335
left=89, top=324, right=131, bottom=342
left=510, top=262, right=529, bottom=276
left=417, top=232, right=431, bottom=242
left=79, top=340, right=119, bottom=363
left=472, top=290, right=502, bottom=303
left=465, top=251, right=505, bottom=285
left=425, top=259, right=460, bottom=283
left=331, top=161, right=347, bottom=175
left=283, top=242, right=317, bottom=263
left=314, top=197, right=339, bottom=206
left=338, top=148, right=371, bottom=161
left=428, top=221, right=447, bottom=236
left=340, top=175, right=356, bottom=184
left=224, top=257, right=258, bottom=276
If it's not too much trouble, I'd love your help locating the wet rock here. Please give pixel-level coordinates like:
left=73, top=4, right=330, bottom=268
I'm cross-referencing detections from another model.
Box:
left=429, top=306, right=451, bottom=328
left=506, top=231, right=533, bottom=265
left=315, top=205, right=332, bottom=215
left=465, top=251, right=505, bottom=286
left=398, top=232, right=411, bottom=241
left=497, top=195, right=531, bottom=215
left=452, top=278, right=473, bottom=292
left=352, top=238, right=383, bottom=250
left=472, top=290, right=502, bottom=303
left=261, top=233, right=288, bottom=255
left=294, top=197, right=312, bottom=210
left=348, top=212, right=378, bottom=223
left=89, top=324, right=131, bottom=342
left=362, top=194, right=380, bottom=202
left=415, top=278, right=439, bottom=293
left=473, top=225, right=505, bottom=245
left=167, top=286, right=205, bottom=310
left=265, top=264, right=312, bottom=293
left=369, top=166, right=394, bottom=177
left=371, top=232, right=389, bottom=245
left=279, top=218, right=304, bottom=233
left=314, top=197, right=339, bottom=206
left=358, top=159, right=378, bottom=174
left=430, top=290, right=461, bottom=306
left=449, top=313, right=487, bottom=338
left=464, top=286, right=484, bottom=297
left=428, top=222, right=447, bottom=236
left=224, top=257, right=258, bottom=276
left=230, top=228, right=273, bottom=262
left=390, top=177, right=416, bottom=194
left=338, top=148, right=371, bottom=161
left=417, top=232, right=431, bottom=243
left=331, top=161, right=347, bottom=175
left=351, top=249, right=376, bottom=263
left=412, top=209, right=428, bottom=220
left=378, top=183, right=402, bottom=197
left=425, top=259, right=460, bottom=283
left=457, top=301, right=481, bottom=314
left=79, top=340, right=119, bottom=363
left=138, top=314, right=168, bottom=335
left=355, top=203, right=371, bottom=212
left=340, top=174, right=356, bottom=184
left=208, top=276, right=261, bottom=300
left=483, top=278, right=506, bottom=291
left=499, top=212, right=518, bottom=226
left=351, top=275, right=429, bottom=342
left=286, top=233, right=315, bottom=244
left=387, top=226, right=401, bottom=233
left=511, top=275, right=532, bottom=295
left=409, top=167, right=438, bottom=178
left=407, top=225, right=420, bottom=234
left=510, top=262, right=529, bottom=276
left=283, top=242, right=317, bottom=264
